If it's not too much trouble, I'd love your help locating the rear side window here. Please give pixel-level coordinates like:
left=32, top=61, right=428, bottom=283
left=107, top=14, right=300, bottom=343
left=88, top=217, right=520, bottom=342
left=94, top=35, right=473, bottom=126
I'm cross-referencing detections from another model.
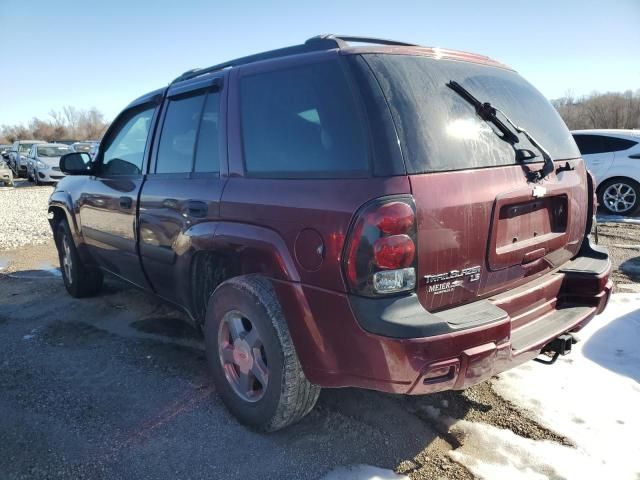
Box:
left=156, top=93, right=205, bottom=174
left=364, top=55, right=580, bottom=173
left=573, top=134, right=637, bottom=154
left=603, top=136, right=637, bottom=152
left=573, top=134, right=603, bottom=155
left=240, top=60, right=369, bottom=178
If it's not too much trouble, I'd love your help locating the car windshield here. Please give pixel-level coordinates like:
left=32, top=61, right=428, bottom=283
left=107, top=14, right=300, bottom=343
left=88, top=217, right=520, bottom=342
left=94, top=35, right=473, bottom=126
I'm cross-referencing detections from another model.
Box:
left=19, top=144, right=36, bottom=153
left=38, top=146, right=71, bottom=157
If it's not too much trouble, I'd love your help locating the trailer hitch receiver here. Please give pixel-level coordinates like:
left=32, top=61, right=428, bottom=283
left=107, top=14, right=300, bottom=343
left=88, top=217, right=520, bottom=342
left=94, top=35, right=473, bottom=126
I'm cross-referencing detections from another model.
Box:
left=534, top=334, right=575, bottom=365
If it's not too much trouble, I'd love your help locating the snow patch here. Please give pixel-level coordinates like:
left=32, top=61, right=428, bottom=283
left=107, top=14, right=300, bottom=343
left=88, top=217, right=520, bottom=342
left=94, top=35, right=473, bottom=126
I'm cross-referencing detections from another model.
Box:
left=490, top=293, right=640, bottom=479
left=447, top=419, right=610, bottom=480
left=321, top=465, right=409, bottom=480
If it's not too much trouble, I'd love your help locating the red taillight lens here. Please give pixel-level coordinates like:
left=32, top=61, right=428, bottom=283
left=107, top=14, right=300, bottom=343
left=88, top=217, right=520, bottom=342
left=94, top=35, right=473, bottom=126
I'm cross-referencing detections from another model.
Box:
left=374, top=202, right=414, bottom=234
left=343, top=196, right=418, bottom=296
left=373, top=235, right=415, bottom=269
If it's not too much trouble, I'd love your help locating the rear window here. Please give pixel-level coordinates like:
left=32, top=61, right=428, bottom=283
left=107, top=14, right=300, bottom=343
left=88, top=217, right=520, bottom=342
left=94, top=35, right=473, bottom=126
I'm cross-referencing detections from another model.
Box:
left=364, top=54, right=579, bottom=173
left=240, top=60, right=370, bottom=178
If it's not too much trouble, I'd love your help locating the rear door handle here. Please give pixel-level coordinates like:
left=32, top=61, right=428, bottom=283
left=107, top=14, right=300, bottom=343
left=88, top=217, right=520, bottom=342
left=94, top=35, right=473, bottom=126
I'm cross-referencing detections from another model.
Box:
left=119, top=196, right=133, bottom=209
left=187, top=200, right=208, bottom=218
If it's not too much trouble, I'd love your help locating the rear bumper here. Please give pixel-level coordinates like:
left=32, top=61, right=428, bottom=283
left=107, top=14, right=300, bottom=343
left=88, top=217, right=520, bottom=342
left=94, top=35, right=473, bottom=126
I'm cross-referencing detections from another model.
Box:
left=277, top=238, right=612, bottom=394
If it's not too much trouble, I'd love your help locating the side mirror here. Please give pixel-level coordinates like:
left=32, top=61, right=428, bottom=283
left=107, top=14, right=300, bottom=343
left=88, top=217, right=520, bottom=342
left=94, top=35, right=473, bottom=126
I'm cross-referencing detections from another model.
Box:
left=60, top=152, right=93, bottom=175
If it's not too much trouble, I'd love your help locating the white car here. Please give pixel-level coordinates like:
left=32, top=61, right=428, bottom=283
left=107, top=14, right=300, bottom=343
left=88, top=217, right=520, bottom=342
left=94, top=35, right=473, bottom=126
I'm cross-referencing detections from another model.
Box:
left=25, top=143, right=72, bottom=185
left=572, top=129, right=640, bottom=215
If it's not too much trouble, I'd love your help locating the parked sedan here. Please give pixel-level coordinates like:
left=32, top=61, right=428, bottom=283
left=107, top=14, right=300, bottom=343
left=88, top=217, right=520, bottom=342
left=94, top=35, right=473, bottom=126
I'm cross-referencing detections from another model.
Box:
left=0, top=159, right=13, bottom=186
left=8, top=140, right=46, bottom=177
left=26, top=143, right=72, bottom=185
left=572, top=129, right=640, bottom=215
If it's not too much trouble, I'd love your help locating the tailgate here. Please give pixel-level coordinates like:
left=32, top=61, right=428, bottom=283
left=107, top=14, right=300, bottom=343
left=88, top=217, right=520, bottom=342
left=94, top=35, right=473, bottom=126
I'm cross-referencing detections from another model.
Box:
left=410, top=161, right=588, bottom=311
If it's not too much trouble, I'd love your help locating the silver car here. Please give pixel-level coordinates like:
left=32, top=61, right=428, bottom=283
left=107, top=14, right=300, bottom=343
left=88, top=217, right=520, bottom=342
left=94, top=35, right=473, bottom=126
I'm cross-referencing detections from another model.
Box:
left=0, top=159, right=13, bottom=186
left=9, top=140, right=45, bottom=178
left=26, top=143, right=72, bottom=185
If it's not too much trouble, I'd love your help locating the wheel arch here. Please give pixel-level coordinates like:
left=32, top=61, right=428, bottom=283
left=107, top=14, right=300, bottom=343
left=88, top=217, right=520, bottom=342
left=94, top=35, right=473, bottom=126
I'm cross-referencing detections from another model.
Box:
left=595, top=175, right=640, bottom=195
left=48, top=192, right=79, bottom=239
left=185, top=221, right=301, bottom=325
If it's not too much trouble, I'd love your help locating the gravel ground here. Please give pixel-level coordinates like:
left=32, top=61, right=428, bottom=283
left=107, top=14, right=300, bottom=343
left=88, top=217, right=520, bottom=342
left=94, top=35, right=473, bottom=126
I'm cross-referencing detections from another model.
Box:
left=594, top=220, right=640, bottom=291
left=0, top=180, right=53, bottom=250
left=0, top=184, right=638, bottom=479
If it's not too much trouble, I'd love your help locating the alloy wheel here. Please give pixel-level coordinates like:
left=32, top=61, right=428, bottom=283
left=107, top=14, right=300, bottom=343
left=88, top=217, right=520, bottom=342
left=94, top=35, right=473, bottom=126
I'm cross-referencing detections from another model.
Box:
left=218, top=310, right=269, bottom=402
left=603, top=182, right=637, bottom=214
left=61, top=235, right=73, bottom=284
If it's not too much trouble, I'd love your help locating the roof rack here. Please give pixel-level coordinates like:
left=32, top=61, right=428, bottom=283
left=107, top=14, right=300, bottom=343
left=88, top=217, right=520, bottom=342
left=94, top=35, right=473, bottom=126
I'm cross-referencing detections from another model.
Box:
left=169, top=34, right=419, bottom=85
left=307, top=34, right=419, bottom=48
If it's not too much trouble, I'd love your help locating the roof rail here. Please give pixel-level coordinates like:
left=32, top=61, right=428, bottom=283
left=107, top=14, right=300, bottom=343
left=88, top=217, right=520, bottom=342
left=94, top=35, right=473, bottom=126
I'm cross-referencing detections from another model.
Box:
left=306, top=34, right=419, bottom=48
left=170, top=34, right=418, bottom=85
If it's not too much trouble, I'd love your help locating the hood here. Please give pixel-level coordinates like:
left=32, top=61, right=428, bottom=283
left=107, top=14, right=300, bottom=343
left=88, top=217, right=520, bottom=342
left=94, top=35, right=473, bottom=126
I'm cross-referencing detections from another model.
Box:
left=39, top=156, right=61, bottom=167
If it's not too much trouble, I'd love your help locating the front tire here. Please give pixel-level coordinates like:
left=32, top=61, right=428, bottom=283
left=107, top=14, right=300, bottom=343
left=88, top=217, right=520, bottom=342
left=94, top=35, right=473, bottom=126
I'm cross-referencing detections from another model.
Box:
left=55, top=219, right=103, bottom=297
left=204, top=275, right=320, bottom=432
left=598, top=178, right=640, bottom=216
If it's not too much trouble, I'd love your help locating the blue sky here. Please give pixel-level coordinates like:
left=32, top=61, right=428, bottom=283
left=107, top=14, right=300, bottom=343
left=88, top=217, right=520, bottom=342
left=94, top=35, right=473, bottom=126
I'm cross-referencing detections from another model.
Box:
left=1, top=0, right=638, bottom=125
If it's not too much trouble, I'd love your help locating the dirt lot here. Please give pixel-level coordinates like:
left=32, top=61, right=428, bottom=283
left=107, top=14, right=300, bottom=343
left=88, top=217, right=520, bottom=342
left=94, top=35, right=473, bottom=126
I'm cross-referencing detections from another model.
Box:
left=0, top=183, right=638, bottom=479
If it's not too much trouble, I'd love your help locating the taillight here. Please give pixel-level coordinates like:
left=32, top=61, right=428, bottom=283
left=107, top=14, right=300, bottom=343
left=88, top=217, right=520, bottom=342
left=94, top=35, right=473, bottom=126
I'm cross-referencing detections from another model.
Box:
left=343, top=196, right=417, bottom=296
left=585, top=170, right=597, bottom=237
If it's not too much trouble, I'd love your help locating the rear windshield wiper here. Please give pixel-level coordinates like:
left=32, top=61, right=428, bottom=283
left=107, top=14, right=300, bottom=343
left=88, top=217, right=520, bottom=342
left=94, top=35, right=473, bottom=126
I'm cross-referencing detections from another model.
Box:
left=446, top=80, right=554, bottom=182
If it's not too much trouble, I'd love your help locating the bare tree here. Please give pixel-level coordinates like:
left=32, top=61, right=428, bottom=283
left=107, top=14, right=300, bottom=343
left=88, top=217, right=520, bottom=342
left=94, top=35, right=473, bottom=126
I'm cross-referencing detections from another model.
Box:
left=1, top=106, right=110, bottom=143
left=553, top=90, right=640, bottom=130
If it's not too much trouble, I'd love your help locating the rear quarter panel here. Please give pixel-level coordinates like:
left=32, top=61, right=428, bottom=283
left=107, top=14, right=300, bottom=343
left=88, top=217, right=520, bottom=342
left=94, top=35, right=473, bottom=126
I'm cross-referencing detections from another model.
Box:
left=597, top=152, right=640, bottom=187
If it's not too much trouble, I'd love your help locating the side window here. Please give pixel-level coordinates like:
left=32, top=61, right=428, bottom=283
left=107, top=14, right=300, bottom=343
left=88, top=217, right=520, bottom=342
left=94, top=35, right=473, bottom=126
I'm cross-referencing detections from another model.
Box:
left=101, top=106, right=155, bottom=176
left=194, top=91, right=221, bottom=174
left=573, top=135, right=604, bottom=155
left=240, top=60, right=369, bottom=178
left=155, top=93, right=205, bottom=174
left=602, top=136, right=637, bottom=153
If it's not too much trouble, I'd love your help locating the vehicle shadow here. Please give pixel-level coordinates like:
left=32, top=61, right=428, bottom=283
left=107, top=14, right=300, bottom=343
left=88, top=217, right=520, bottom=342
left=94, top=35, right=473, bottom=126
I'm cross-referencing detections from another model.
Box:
left=1, top=272, right=479, bottom=478
left=619, top=255, right=640, bottom=281
left=582, top=303, right=640, bottom=383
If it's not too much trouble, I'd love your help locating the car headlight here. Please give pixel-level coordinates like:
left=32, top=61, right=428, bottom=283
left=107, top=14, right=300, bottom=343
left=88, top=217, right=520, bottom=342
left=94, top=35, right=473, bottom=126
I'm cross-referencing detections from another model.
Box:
left=36, top=160, right=47, bottom=169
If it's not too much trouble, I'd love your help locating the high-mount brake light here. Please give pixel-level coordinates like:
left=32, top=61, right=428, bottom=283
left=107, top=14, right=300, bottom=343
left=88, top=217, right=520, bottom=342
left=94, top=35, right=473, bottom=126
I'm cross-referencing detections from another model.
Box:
left=343, top=196, right=418, bottom=296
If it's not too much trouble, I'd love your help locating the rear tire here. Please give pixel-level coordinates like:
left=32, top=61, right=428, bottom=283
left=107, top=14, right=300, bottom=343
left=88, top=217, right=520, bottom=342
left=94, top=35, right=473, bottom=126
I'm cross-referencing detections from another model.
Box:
left=204, top=275, right=320, bottom=432
left=598, top=178, right=640, bottom=216
left=55, top=219, right=103, bottom=297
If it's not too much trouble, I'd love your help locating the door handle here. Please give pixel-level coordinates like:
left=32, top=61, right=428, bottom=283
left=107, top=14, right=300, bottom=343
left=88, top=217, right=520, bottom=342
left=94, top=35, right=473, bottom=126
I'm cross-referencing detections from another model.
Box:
left=187, top=200, right=208, bottom=218
left=119, top=196, right=133, bottom=209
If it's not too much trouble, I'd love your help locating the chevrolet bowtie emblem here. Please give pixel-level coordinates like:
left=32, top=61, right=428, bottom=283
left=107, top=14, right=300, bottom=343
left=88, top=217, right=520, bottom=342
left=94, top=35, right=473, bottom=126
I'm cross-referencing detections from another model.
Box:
left=532, top=186, right=547, bottom=198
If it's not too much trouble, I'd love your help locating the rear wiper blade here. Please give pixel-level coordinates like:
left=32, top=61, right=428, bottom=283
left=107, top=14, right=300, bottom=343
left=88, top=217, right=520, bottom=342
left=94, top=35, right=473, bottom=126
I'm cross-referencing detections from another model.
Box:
left=446, top=80, right=554, bottom=182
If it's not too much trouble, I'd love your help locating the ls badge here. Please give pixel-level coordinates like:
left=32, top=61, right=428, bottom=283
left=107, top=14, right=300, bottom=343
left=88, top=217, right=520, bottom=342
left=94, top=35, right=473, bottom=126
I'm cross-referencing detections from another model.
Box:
left=424, top=266, right=481, bottom=295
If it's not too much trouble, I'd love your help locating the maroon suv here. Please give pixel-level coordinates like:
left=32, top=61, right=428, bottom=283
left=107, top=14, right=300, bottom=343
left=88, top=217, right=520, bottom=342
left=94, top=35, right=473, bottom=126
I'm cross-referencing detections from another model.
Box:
left=49, top=35, right=612, bottom=431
